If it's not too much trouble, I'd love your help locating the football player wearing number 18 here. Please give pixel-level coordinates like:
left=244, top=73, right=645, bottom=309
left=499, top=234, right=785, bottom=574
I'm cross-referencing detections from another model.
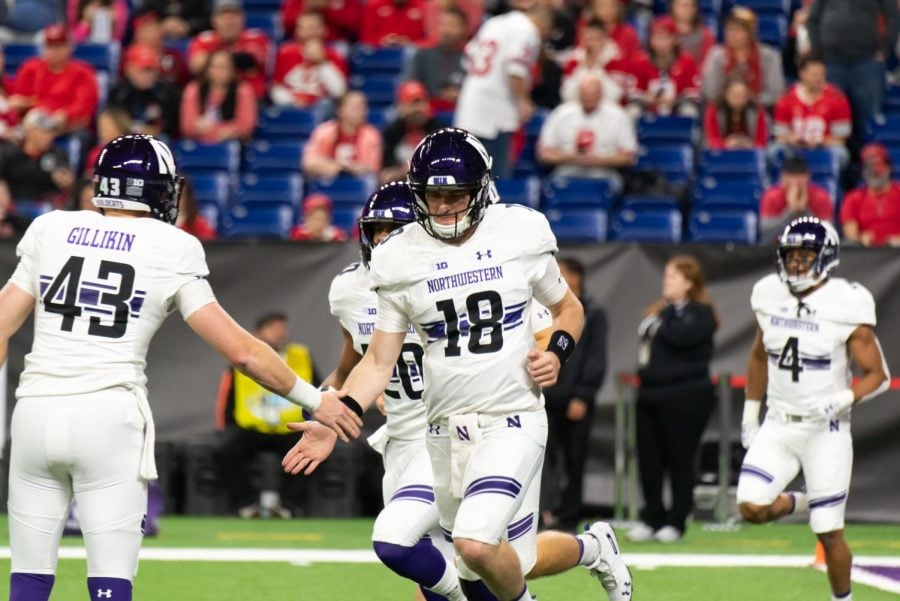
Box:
left=0, top=134, right=361, bottom=601
left=737, top=217, right=890, bottom=601
left=319, top=128, right=632, bottom=601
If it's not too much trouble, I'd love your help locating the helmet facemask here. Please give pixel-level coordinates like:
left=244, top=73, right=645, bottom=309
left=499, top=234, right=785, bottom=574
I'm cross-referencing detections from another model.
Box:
left=776, top=218, right=840, bottom=293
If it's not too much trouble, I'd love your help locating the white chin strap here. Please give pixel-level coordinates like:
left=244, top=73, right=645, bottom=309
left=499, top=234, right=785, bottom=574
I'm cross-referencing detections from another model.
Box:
left=785, top=270, right=825, bottom=293
left=430, top=213, right=472, bottom=239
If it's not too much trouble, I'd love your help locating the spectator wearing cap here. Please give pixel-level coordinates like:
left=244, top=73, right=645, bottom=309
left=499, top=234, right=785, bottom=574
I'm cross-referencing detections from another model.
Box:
left=628, top=17, right=700, bottom=119
left=290, top=193, right=348, bottom=241
left=141, top=0, right=213, bottom=39
left=537, top=73, right=637, bottom=191
left=128, top=8, right=191, bottom=87
left=180, top=49, right=258, bottom=143
left=83, top=107, right=133, bottom=175
left=701, top=7, right=785, bottom=107
left=360, top=0, right=428, bottom=47
left=0, top=108, right=75, bottom=214
left=271, top=11, right=348, bottom=108
left=188, top=0, right=271, bottom=98
left=665, top=0, right=715, bottom=67
left=9, top=24, right=99, bottom=132
left=773, top=54, right=851, bottom=167
left=703, top=77, right=768, bottom=150
left=406, top=6, right=468, bottom=113
left=302, top=91, right=382, bottom=181
left=109, top=44, right=182, bottom=138
left=67, top=0, right=128, bottom=43
left=561, top=18, right=632, bottom=106
left=840, top=143, right=900, bottom=247
left=759, top=154, right=834, bottom=244
left=281, top=0, right=362, bottom=44
left=380, top=80, right=444, bottom=184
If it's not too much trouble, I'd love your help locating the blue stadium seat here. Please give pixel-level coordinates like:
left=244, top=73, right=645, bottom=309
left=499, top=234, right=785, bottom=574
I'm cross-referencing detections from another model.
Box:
left=350, top=75, right=400, bottom=108
left=175, top=141, right=241, bottom=176
left=246, top=11, right=283, bottom=41
left=198, top=201, right=220, bottom=229
left=655, top=0, right=721, bottom=17
left=54, top=135, right=83, bottom=175
left=15, top=201, right=53, bottom=219
left=164, top=38, right=190, bottom=61
left=435, top=110, right=455, bottom=126
left=699, top=149, right=768, bottom=183
left=636, top=144, right=695, bottom=185
left=541, top=177, right=617, bottom=210
left=619, top=194, right=680, bottom=210
left=73, top=42, right=120, bottom=74
left=884, top=86, right=900, bottom=115
left=545, top=209, right=608, bottom=243
left=350, top=46, right=409, bottom=76
left=222, top=205, right=294, bottom=239
left=189, top=173, right=233, bottom=208
left=496, top=176, right=540, bottom=208
left=867, top=115, right=900, bottom=145
left=308, top=175, right=375, bottom=206
left=244, top=141, right=304, bottom=174
left=2, top=44, right=38, bottom=75
left=525, top=110, right=549, bottom=141
left=688, top=209, right=758, bottom=244
left=737, top=0, right=790, bottom=15
left=757, top=15, right=788, bottom=48
left=693, top=179, right=763, bottom=210
left=772, top=148, right=841, bottom=180
left=637, top=115, right=697, bottom=146
left=332, top=205, right=364, bottom=233
left=243, top=0, right=282, bottom=10
left=238, top=174, right=303, bottom=210
left=367, top=107, right=393, bottom=129
left=610, top=208, right=682, bottom=243
left=256, top=107, right=319, bottom=142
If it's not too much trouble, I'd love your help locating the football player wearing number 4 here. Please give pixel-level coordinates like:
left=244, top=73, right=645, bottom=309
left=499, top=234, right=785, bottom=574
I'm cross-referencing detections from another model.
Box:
left=0, top=135, right=361, bottom=601
left=737, top=217, right=890, bottom=601
left=316, top=128, right=632, bottom=601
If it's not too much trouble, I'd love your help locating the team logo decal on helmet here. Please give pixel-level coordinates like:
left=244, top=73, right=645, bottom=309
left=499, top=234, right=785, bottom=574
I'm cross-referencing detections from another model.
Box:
left=92, top=134, right=183, bottom=224
left=776, top=216, right=840, bottom=293
left=407, top=128, right=497, bottom=240
left=358, top=181, right=417, bottom=267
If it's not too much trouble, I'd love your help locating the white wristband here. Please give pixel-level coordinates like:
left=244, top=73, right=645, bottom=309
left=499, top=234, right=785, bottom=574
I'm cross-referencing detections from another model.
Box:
left=286, top=377, right=321, bottom=412
left=742, top=399, right=761, bottom=423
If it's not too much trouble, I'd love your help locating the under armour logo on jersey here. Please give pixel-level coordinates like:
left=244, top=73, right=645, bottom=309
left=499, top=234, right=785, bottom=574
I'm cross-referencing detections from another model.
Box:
left=476, top=250, right=492, bottom=261
left=428, top=424, right=441, bottom=435
left=97, top=590, right=113, bottom=599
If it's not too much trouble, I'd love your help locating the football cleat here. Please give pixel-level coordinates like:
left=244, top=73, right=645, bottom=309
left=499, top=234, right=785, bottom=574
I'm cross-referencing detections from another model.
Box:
left=583, top=521, right=633, bottom=600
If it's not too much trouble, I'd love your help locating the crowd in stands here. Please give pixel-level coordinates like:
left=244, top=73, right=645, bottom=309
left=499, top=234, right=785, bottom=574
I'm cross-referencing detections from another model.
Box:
left=1, top=0, right=900, bottom=246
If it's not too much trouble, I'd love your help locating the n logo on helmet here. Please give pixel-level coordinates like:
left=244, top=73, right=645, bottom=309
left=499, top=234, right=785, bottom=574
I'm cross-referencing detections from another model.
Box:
left=148, top=138, right=176, bottom=175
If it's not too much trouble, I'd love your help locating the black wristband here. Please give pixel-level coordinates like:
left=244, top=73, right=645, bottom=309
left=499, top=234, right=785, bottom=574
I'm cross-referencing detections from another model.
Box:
left=340, top=395, right=365, bottom=419
left=547, top=330, right=576, bottom=366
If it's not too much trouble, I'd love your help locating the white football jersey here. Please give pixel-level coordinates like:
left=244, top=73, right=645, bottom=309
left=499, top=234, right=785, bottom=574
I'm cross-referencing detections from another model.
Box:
left=9, top=210, right=209, bottom=399
left=370, top=204, right=566, bottom=423
left=752, top=274, right=876, bottom=415
left=329, top=261, right=426, bottom=442
left=454, top=10, right=540, bottom=138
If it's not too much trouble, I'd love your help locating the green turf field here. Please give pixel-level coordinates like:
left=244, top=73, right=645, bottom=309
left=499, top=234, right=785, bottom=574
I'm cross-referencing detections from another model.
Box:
left=2, top=516, right=899, bottom=600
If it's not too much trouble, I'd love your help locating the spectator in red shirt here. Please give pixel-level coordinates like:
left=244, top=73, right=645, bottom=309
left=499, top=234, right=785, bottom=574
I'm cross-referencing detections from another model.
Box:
left=579, top=0, right=640, bottom=58
left=177, top=178, right=218, bottom=240
left=188, top=0, right=271, bottom=98
left=290, top=193, right=348, bottom=241
left=759, top=154, right=834, bottom=243
left=281, top=0, right=362, bottom=44
left=773, top=54, right=851, bottom=166
left=0, top=48, right=20, bottom=142
left=302, top=91, right=382, bottom=180
left=703, top=77, right=769, bottom=150
left=562, top=18, right=633, bottom=105
left=360, top=0, right=428, bottom=48
left=271, top=11, right=348, bottom=108
left=665, top=0, right=715, bottom=67
left=629, top=18, right=700, bottom=119
left=128, top=8, right=191, bottom=87
left=840, top=143, right=900, bottom=247
left=180, top=49, right=259, bottom=143
left=10, top=24, right=99, bottom=132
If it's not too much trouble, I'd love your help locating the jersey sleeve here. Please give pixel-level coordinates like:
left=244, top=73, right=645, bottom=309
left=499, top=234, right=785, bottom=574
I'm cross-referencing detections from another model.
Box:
left=529, top=300, right=553, bottom=333
left=8, top=217, right=42, bottom=297
left=503, top=24, right=539, bottom=80
left=846, top=282, right=877, bottom=326
left=163, top=233, right=211, bottom=315
left=374, top=287, right=410, bottom=333
left=750, top=274, right=781, bottom=313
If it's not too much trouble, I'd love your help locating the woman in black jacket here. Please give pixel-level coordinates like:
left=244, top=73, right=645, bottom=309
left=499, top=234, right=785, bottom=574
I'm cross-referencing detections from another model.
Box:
left=629, top=255, right=718, bottom=543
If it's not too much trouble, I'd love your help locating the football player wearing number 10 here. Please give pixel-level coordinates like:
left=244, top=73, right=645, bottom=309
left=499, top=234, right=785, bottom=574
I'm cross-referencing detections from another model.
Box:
left=737, top=217, right=890, bottom=601
left=0, top=134, right=361, bottom=601
left=319, top=128, right=632, bottom=601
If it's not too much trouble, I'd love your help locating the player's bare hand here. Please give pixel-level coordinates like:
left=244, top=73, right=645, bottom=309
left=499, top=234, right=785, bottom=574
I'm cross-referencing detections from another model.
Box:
left=282, top=421, right=338, bottom=475
left=527, top=349, right=560, bottom=388
left=312, top=389, right=362, bottom=442
left=375, top=394, right=387, bottom=416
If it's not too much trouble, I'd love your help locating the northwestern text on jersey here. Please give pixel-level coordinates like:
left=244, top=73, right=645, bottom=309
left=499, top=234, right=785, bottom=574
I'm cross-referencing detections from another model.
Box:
left=426, top=266, right=504, bottom=294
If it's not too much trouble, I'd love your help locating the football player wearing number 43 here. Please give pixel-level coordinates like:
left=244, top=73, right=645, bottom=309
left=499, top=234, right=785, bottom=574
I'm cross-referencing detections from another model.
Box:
left=315, top=128, right=632, bottom=601
left=737, top=217, right=890, bottom=601
left=0, top=134, right=361, bottom=601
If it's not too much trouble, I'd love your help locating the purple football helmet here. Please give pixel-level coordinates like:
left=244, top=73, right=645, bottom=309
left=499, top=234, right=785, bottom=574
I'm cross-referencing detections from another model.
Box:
left=776, top=216, right=840, bottom=293
left=358, top=181, right=417, bottom=267
left=407, top=127, right=496, bottom=240
left=92, top=134, right=183, bottom=224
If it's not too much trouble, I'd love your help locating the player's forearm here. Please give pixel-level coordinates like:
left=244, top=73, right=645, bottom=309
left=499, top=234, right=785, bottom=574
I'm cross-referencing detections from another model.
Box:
left=236, top=337, right=306, bottom=397
left=549, top=289, right=585, bottom=344
left=745, top=353, right=768, bottom=401
left=342, top=350, right=394, bottom=412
